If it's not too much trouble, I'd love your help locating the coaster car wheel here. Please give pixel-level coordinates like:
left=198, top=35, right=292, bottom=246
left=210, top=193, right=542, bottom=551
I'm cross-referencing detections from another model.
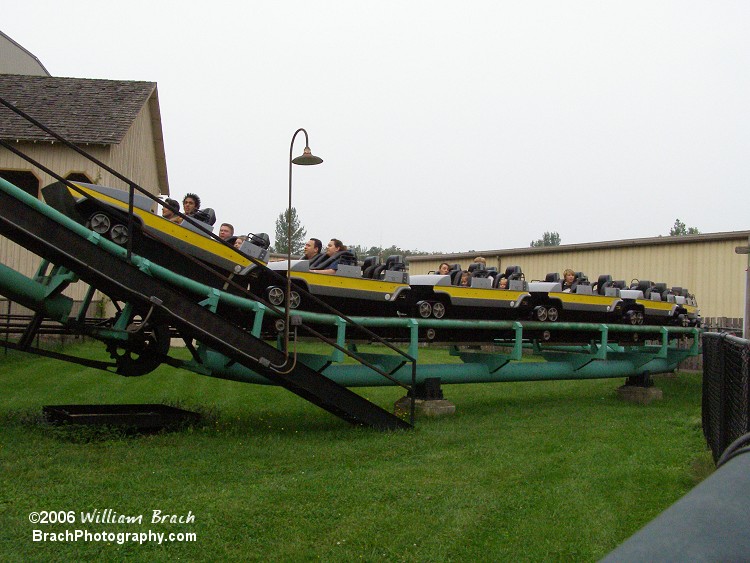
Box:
left=432, top=301, right=446, bottom=319
left=289, top=290, right=301, bottom=309
left=110, top=223, right=129, bottom=245
left=417, top=301, right=432, bottom=319
left=267, top=286, right=285, bottom=306
left=533, top=306, right=548, bottom=322
left=87, top=212, right=111, bottom=234
left=624, top=310, right=639, bottom=325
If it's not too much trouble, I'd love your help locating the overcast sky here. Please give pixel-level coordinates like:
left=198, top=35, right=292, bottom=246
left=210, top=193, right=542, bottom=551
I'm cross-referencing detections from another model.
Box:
left=4, top=1, right=749, bottom=253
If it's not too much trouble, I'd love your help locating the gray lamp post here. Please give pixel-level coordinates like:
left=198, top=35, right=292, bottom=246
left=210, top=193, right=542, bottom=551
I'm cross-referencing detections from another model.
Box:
left=285, top=128, right=323, bottom=357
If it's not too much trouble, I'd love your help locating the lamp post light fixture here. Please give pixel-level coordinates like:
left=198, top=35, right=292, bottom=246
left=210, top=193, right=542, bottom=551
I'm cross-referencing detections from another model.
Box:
left=285, top=128, right=323, bottom=358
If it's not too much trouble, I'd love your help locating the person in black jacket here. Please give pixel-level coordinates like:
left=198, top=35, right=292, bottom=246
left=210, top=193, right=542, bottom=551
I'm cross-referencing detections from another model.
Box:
left=303, top=238, right=323, bottom=263
left=561, top=268, right=577, bottom=292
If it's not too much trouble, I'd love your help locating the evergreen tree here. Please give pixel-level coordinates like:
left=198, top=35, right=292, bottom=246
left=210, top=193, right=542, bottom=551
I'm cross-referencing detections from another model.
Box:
left=530, top=231, right=561, bottom=247
left=669, top=218, right=700, bottom=236
left=273, top=207, right=307, bottom=255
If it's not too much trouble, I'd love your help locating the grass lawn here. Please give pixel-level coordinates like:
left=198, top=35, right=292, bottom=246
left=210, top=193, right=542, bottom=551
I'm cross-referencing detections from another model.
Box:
left=0, top=340, right=712, bottom=561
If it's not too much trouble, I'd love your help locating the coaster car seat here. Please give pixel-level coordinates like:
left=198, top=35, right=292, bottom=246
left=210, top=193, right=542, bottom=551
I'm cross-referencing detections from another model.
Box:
left=505, top=265, right=523, bottom=281
left=385, top=255, right=405, bottom=271
left=361, top=256, right=380, bottom=278
left=593, top=274, right=613, bottom=295
left=193, top=208, right=216, bottom=226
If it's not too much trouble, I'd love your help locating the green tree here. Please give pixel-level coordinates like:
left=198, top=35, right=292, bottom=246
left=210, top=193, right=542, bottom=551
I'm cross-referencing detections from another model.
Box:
left=530, top=232, right=561, bottom=247
left=669, top=218, right=700, bottom=236
left=348, top=244, right=436, bottom=261
left=348, top=244, right=371, bottom=259
left=273, top=207, right=307, bottom=255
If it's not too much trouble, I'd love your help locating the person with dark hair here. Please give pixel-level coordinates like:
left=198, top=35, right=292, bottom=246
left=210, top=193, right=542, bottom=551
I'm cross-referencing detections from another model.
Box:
left=311, top=238, right=347, bottom=275
left=438, top=262, right=451, bottom=275
left=219, top=223, right=234, bottom=240
left=182, top=193, right=201, bottom=217
left=303, top=238, right=323, bottom=262
left=161, top=198, right=183, bottom=224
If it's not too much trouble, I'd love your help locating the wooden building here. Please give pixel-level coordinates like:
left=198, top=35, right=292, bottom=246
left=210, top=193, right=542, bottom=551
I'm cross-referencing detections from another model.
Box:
left=0, top=74, right=168, bottom=200
left=1, top=39, right=169, bottom=305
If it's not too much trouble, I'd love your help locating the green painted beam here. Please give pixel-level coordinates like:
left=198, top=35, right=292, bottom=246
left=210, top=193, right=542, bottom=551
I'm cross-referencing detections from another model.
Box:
left=0, top=263, right=73, bottom=322
left=194, top=342, right=697, bottom=388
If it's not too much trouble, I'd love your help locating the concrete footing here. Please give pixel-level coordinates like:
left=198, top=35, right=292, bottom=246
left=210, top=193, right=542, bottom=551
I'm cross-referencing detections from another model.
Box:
left=617, top=385, right=663, bottom=405
left=394, top=396, right=456, bottom=418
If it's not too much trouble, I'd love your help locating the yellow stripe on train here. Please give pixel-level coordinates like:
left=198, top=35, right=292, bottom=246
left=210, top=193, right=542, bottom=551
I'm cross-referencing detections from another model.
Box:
left=68, top=183, right=252, bottom=266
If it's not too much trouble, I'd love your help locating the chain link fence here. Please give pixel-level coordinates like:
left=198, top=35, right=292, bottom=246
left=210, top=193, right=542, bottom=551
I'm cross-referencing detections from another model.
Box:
left=702, top=332, right=750, bottom=462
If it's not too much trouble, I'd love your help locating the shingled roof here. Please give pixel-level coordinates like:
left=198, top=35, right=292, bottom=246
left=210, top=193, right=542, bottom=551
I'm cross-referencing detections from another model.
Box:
left=0, top=74, right=156, bottom=144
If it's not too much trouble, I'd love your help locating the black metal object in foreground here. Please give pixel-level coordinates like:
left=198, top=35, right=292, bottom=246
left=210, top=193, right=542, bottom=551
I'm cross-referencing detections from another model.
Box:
left=701, top=332, right=750, bottom=462
left=601, top=446, right=750, bottom=562
left=602, top=333, right=750, bottom=560
left=43, top=404, right=200, bottom=431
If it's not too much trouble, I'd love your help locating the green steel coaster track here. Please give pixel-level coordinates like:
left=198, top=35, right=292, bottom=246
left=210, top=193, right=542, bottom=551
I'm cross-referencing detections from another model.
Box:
left=0, top=175, right=701, bottom=429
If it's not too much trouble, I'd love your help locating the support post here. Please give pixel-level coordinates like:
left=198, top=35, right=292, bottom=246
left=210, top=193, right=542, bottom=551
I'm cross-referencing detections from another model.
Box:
left=735, top=238, right=750, bottom=339
left=395, top=377, right=456, bottom=418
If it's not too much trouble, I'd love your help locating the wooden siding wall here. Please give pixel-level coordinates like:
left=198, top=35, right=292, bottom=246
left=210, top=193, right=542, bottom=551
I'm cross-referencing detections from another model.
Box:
left=0, top=98, right=163, bottom=301
left=0, top=136, right=115, bottom=293
left=0, top=97, right=164, bottom=198
left=408, top=236, right=749, bottom=319
left=108, top=102, right=162, bottom=201
left=0, top=35, right=49, bottom=76
left=1, top=142, right=108, bottom=196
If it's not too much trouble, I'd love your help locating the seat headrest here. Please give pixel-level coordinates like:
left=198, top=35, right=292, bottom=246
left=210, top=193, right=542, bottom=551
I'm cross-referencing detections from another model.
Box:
left=250, top=232, right=270, bottom=249
left=545, top=272, right=560, bottom=282
left=385, top=255, right=404, bottom=268
left=194, top=208, right=216, bottom=226
left=338, top=250, right=358, bottom=266
left=636, top=280, right=653, bottom=292
left=596, top=274, right=613, bottom=294
left=505, top=265, right=522, bottom=280
left=362, top=256, right=379, bottom=270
